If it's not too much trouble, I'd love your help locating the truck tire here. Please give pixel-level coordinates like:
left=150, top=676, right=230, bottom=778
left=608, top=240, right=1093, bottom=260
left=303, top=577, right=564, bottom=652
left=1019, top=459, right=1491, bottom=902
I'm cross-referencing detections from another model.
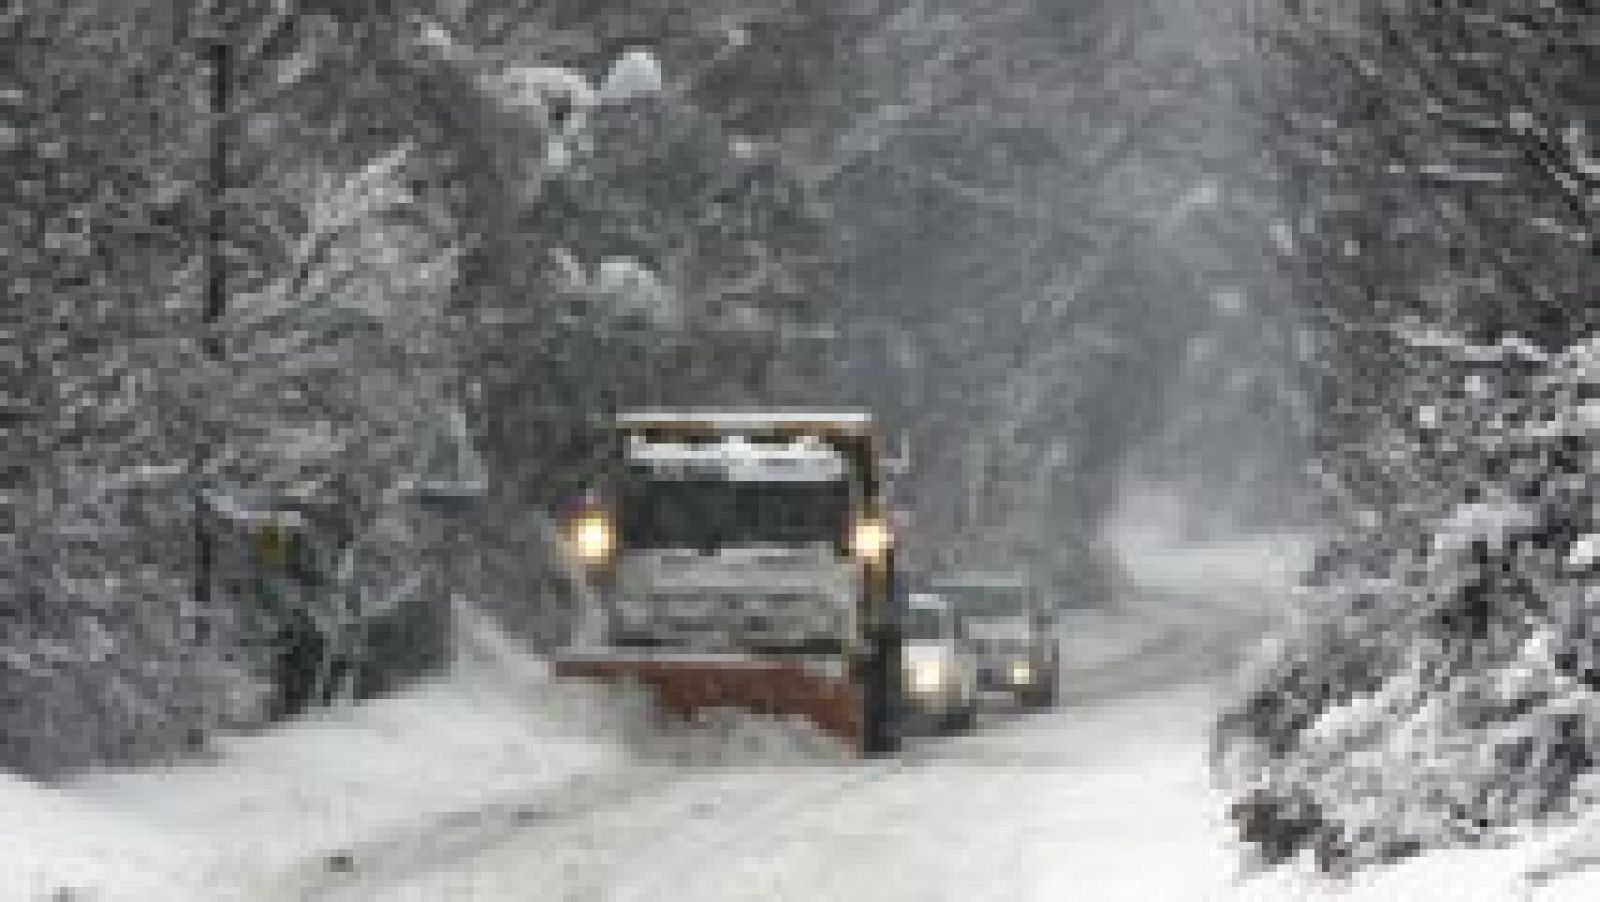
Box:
left=945, top=695, right=978, bottom=734
left=1026, top=666, right=1059, bottom=709
left=859, top=626, right=903, bottom=756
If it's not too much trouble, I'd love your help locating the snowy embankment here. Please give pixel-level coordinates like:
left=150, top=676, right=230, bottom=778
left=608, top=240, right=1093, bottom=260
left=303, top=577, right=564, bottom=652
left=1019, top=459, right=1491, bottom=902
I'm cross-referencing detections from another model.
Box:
left=1232, top=834, right=1600, bottom=902
left=1106, top=487, right=1600, bottom=899
left=1105, top=499, right=1600, bottom=896
left=0, top=604, right=631, bottom=901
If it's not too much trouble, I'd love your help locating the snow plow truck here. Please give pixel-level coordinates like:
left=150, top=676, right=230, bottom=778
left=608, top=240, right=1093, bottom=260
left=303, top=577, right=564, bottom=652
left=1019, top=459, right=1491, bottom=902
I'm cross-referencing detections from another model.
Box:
left=552, top=409, right=904, bottom=756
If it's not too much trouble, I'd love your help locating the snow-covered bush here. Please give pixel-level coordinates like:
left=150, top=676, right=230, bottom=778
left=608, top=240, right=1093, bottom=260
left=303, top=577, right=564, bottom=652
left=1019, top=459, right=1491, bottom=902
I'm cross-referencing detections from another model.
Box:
left=1216, top=0, right=1595, bottom=869
left=1217, top=334, right=1600, bottom=870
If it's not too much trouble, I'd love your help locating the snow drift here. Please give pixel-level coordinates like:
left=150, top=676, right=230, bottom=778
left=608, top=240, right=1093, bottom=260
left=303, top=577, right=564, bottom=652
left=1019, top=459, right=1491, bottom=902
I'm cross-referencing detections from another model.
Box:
left=0, top=603, right=629, bottom=901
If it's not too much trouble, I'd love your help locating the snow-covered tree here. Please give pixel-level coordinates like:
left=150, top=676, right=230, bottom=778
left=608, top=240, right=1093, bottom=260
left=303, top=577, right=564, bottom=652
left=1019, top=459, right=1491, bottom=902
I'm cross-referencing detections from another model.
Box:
left=1, top=0, right=245, bottom=775
left=1, top=2, right=467, bottom=775
left=1216, top=0, right=1598, bottom=870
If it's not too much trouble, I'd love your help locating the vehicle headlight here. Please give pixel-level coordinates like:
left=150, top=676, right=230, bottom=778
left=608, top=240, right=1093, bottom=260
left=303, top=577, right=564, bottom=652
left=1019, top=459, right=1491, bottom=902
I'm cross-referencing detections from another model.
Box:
left=568, top=511, right=615, bottom=565
left=1008, top=659, right=1033, bottom=686
left=850, top=515, right=892, bottom=562
left=908, top=658, right=947, bottom=694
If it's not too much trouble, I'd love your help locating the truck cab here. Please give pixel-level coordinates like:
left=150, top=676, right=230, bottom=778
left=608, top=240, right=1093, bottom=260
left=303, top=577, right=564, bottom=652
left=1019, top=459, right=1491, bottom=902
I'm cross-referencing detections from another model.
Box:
left=931, top=571, right=1059, bottom=708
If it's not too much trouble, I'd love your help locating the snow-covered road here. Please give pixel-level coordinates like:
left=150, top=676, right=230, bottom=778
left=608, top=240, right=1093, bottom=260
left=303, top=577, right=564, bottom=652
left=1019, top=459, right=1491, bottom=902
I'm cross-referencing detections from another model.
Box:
left=313, top=675, right=1240, bottom=902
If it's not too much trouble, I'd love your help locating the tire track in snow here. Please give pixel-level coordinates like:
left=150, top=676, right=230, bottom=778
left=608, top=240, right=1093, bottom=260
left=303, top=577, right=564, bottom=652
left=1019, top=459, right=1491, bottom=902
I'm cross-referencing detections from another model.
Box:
left=575, top=761, right=908, bottom=902
left=285, top=765, right=672, bottom=901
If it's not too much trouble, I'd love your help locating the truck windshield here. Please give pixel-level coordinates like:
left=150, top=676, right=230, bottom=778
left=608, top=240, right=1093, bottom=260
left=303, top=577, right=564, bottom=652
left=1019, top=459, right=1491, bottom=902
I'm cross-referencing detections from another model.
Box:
left=619, top=475, right=852, bottom=550
left=940, top=585, right=1028, bottom=620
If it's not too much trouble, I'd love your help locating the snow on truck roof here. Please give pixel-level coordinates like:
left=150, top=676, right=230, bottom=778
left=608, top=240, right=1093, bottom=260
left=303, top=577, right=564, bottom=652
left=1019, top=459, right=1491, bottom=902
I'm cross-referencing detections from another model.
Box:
left=626, top=434, right=848, bottom=481
left=616, top=410, right=883, bottom=484
left=615, top=410, right=874, bottom=431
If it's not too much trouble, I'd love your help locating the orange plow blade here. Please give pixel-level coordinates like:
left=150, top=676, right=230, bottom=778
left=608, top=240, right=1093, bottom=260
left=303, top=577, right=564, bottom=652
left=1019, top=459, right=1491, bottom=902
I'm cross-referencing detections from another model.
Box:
left=553, top=653, right=864, bottom=751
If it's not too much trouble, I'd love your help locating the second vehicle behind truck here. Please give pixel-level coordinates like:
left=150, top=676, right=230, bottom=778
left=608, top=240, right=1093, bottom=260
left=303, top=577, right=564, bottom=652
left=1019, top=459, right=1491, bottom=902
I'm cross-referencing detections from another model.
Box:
left=931, top=571, right=1059, bottom=708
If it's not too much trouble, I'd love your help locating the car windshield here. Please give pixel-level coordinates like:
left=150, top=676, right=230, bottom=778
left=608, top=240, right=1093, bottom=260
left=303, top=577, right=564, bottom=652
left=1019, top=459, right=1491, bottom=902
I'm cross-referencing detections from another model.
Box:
left=940, top=583, right=1028, bottom=620
left=618, top=472, right=852, bottom=550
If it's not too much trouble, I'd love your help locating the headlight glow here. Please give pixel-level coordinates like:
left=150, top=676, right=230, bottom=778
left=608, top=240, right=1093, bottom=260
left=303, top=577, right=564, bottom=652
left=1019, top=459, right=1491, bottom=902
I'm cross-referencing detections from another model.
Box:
left=1008, top=659, right=1033, bottom=686
left=908, top=658, right=947, bottom=694
left=570, top=512, right=614, bottom=564
left=851, top=515, right=892, bottom=562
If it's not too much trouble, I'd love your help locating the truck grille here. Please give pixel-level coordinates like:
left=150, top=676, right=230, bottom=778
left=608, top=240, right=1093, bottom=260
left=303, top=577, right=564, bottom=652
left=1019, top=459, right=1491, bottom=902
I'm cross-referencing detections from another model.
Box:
left=643, top=590, right=814, bottom=613
left=621, top=590, right=840, bottom=648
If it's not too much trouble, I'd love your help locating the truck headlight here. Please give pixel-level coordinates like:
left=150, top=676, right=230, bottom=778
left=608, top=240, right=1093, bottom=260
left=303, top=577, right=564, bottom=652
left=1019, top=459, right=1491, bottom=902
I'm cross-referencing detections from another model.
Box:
left=1008, top=659, right=1033, bottom=686
left=908, top=658, right=947, bottom=694
left=851, top=515, right=892, bottom=562
left=569, top=511, right=614, bottom=565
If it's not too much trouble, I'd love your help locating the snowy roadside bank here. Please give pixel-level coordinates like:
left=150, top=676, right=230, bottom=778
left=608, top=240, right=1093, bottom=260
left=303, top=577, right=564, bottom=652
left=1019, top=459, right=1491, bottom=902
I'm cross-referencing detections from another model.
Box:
left=1105, top=489, right=1600, bottom=899
left=1232, top=823, right=1600, bottom=901
left=0, top=608, right=631, bottom=902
